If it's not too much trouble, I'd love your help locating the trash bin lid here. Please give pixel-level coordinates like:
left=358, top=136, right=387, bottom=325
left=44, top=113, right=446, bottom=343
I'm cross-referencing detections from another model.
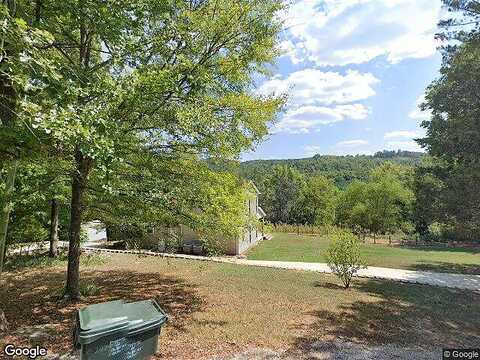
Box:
left=123, top=300, right=168, bottom=333
left=76, top=299, right=168, bottom=345
left=78, top=300, right=130, bottom=337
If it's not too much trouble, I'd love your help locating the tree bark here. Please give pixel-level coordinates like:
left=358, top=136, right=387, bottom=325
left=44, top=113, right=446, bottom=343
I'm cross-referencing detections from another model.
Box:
left=0, top=308, right=7, bottom=332
left=49, top=198, right=59, bottom=257
left=0, top=160, right=17, bottom=273
left=106, top=226, right=112, bottom=242
left=65, top=153, right=92, bottom=300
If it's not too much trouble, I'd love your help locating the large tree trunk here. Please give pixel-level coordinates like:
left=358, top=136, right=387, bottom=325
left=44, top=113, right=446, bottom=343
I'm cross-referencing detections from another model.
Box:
left=106, top=226, right=112, bottom=242
left=65, top=153, right=92, bottom=300
left=49, top=198, right=59, bottom=258
left=0, top=160, right=17, bottom=273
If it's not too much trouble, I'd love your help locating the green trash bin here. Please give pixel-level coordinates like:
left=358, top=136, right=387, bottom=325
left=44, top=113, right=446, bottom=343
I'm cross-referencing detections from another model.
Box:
left=74, top=299, right=168, bottom=360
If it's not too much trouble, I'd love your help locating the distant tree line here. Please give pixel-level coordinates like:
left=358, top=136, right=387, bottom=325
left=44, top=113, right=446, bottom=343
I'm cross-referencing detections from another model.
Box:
left=239, top=152, right=423, bottom=189
left=248, top=161, right=415, bottom=242
left=373, top=150, right=423, bottom=159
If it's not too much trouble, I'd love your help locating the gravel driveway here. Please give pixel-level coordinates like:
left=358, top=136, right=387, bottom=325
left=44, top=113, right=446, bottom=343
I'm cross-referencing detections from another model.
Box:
left=219, top=340, right=438, bottom=360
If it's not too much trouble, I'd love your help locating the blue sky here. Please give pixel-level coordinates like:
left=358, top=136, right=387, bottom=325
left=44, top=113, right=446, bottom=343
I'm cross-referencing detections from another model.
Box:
left=242, top=0, right=443, bottom=160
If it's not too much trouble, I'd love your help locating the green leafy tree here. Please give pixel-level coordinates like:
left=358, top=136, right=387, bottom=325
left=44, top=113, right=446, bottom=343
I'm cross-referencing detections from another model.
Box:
left=337, top=166, right=413, bottom=242
left=262, top=165, right=305, bottom=224
left=0, top=0, right=61, bottom=272
left=293, top=175, right=337, bottom=226
left=0, top=155, right=71, bottom=255
left=416, top=0, right=480, bottom=241
left=412, top=158, right=446, bottom=237
left=336, top=181, right=370, bottom=236
left=88, top=154, right=250, bottom=253
left=370, top=161, right=414, bottom=189
left=240, top=152, right=422, bottom=190
left=363, top=179, right=413, bottom=242
left=5, top=0, right=283, bottom=299
left=326, top=229, right=366, bottom=289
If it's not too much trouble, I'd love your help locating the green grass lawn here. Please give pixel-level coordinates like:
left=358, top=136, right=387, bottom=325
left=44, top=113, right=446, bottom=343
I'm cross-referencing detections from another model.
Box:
left=247, top=233, right=480, bottom=274
left=1, top=252, right=479, bottom=359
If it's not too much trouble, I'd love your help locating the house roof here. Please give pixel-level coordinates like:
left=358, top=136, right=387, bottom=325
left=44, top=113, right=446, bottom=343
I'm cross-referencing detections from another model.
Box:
left=249, top=181, right=261, bottom=194
left=257, top=206, right=266, bottom=218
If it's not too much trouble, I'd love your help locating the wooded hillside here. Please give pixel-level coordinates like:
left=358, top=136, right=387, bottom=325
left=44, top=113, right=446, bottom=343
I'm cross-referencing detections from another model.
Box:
left=240, top=150, right=423, bottom=188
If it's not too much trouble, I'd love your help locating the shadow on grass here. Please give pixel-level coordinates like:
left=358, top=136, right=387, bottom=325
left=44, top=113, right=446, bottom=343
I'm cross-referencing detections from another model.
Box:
left=0, top=266, right=204, bottom=354
left=312, top=281, right=345, bottom=290
left=286, top=279, right=480, bottom=356
left=409, top=261, right=480, bottom=275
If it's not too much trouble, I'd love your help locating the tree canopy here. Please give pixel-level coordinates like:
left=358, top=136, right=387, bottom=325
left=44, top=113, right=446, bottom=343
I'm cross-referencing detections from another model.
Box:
left=416, top=0, right=480, bottom=241
left=1, top=0, right=285, bottom=298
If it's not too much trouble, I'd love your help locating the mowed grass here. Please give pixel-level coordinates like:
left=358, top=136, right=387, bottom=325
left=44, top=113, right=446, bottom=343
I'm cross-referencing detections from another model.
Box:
left=247, top=233, right=480, bottom=275
left=1, top=253, right=479, bottom=359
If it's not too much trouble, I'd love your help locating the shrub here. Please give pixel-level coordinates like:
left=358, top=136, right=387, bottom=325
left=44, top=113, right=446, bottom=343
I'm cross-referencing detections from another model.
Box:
left=79, top=282, right=101, bottom=297
left=326, top=229, right=366, bottom=288
left=56, top=280, right=101, bottom=299
left=81, top=253, right=106, bottom=267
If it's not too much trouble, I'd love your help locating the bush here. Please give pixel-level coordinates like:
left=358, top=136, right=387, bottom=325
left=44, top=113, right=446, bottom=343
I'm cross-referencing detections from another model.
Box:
left=56, top=280, right=101, bottom=299
left=326, top=229, right=366, bottom=288
left=79, top=282, right=101, bottom=297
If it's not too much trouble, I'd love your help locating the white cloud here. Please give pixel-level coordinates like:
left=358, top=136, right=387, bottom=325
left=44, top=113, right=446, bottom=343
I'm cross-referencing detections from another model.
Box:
left=336, top=139, right=369, bottom=147
left=384, top=130, right=423, bottom=139
left=330, top=138, right=372, bottom=156
left=281, top=0, right=442, bottom=66
left=385, top=140, right=423, bottom=152
left=259, top=68, right=377, bottom=134
left=278, top=40, right=303, bottom=64
left=258, top=69, right=379, bottom=106
left=409, top=95, right=432, bottom=121
left=273, top=103, right=369, bottom=134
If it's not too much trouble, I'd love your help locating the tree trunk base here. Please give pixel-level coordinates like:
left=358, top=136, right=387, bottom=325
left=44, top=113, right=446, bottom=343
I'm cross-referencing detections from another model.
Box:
left=62, top=292, right=82, bottom=303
